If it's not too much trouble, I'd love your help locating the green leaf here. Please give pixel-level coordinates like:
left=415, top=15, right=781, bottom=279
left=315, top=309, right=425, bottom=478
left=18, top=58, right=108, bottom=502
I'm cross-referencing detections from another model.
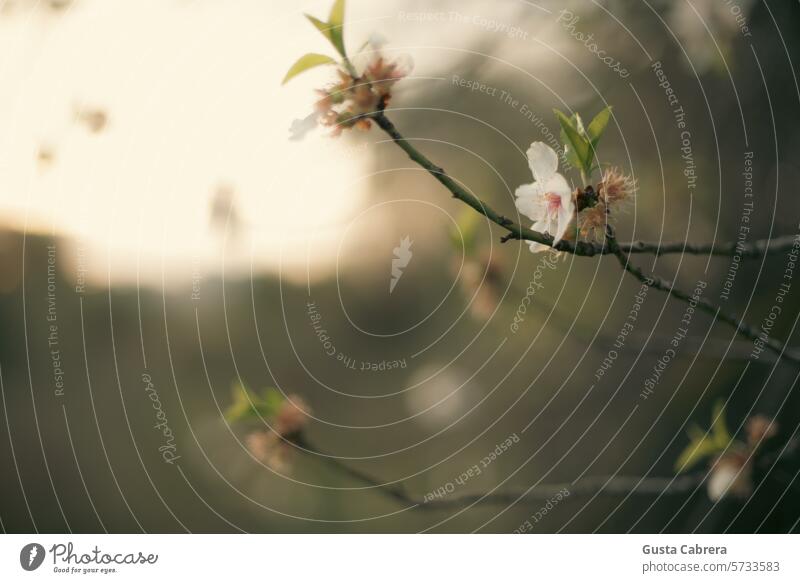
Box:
left=224, top=383, right=285, bottom=423
left=305, top=14, right=331, bottom=40
left=327, top=0, right=346, bottom=56
left=224, top=382, right=255, bottom=422
left=554, top=109, right=592, bottom=174
left=305, top=15, right=336, bottom=53
left=674, top=426, right=720, bottom=473
left=687, top=423, right=706, bottom=443
left=674, top=403, right=734, bottom=473
left=571, top=112, right=585, bottom=135
left=587, top=106, right=612, bottom=144
left=328, top=0, right=345, bottom=29
left=305, top=7, right=346, bottom=58
left=261, top=388, right=285, bottom=413
left=560, top=127, right=583, bottom=170
left=674, top=401, right=737, bottom=473
left=282, top=53, right=337, bottom=84
left=710, top=399, right=731, bottom=448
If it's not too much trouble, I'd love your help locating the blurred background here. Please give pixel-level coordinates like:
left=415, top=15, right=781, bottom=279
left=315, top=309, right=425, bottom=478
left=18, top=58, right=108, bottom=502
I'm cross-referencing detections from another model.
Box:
left=1, top=0, right=799, bottom=533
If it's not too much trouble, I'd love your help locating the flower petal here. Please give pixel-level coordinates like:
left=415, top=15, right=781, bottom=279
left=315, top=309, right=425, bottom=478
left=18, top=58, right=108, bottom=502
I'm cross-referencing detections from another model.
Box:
left=514, top=183, right=545, bottom=220
left=543, top=172, right=572, bottom=199
left=532, top=216, right=558, bottom=240
left=527, top=221, right=551, bottom=253
left=538, top=172, right=575, bottom=243
left=526, top=142, right=559, bottom=182
left=526, top=240, right=550, bottom=253
left=554, top=202, right=576, bottom=244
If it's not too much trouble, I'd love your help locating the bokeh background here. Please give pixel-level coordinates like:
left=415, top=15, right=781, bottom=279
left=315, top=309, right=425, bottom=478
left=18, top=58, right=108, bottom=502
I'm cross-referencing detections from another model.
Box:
left=1, top=0, right=799, bottom=533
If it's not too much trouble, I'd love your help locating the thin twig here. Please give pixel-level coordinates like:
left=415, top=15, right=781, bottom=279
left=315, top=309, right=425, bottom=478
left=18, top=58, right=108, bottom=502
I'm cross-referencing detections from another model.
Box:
left=605, top=228, right=800, bottom=365
left=371, top=109, right=799, bottom=365
left=619, top=236, right=798, bottom=257
left=296, top=433, right=800, bottom=510
left=296, top=435, right=704, bottom=509
left=296, top=435, right=412, bottom=505
left=371, top=110, right=794, bottom=259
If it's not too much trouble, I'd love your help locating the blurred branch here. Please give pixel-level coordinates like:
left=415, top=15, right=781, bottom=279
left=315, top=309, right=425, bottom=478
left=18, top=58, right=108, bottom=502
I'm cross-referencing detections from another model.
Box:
left=296, top=435, right=704, bottom=509
left=606, top=229, right=800, bottom=365
left=370, top=109, right=793, bottom=259
left=296, top=433, right=800, bottom=511
left=631, top=335, right=786, bottom=365
left=507, top=274, right=786, bottom=364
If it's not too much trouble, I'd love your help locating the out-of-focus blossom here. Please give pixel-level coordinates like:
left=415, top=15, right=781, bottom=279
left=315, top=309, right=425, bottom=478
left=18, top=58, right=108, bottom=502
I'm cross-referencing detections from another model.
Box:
left=363, top=55, right=406, bottom=99
left=36, top=145, right=55, bottom=169
left=245, top=430, right=290, bottom=472
left=454, top=252, right=504, bottom=320
left=74, top=106, right=108, bottom=134
left=703, top=414, right=777, bottom=502
left=274, top=395, right=311, bottom=437
left=707, top=450, right=753, bottom=501
left=677, top=402, right=779, bottom=502
left=316, top=52, right=411, bottom=136
left=366, top=32, right=387, bottom=51
left=244, top=394, right=311, bottom=472
left=209, top=184, right=241, bottom=241
left=746, top=415, right=778, bottom=447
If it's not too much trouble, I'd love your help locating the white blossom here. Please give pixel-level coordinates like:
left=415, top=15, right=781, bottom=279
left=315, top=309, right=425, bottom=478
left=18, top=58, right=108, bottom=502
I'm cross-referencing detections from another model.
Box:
left=514, top=142, right=575, bottom=253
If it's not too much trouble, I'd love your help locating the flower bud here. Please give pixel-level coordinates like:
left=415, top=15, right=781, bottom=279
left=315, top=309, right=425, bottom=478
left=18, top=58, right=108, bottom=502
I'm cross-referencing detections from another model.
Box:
left=598, top=167, right=635, bottom=206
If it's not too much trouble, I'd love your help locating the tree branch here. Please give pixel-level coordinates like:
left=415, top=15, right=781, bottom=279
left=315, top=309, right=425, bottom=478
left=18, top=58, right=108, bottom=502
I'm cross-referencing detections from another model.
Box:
left=605, top=229, right=800, bottom=365
left=370, top=110, right=793, bottom=259
left=369, top=109, right=799, bottom=365
left=619, top=236, right=799, bottom=257
left=295, top=434, right=704, bottom=509
left=295, top=433, right=800, bottom=512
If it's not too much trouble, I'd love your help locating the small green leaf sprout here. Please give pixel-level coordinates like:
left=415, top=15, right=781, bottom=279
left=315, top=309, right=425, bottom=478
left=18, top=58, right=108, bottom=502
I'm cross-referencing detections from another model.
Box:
left=227, top=383, right=313, bottom=472
left=675, top=400, right=734, bottom=473
left=282, top=0, right=410, bottom=136
left=224, top=383, right=287, bottom=423
left=674, top=401, right=778, bottom=501
left=554, top=106, right=612, bottom=184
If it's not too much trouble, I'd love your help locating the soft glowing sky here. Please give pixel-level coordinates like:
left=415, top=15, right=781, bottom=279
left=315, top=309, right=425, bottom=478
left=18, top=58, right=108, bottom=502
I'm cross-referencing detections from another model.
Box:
left=0, top=0, right=381, bottom=284
left=0, top=0, right=592, bottom=285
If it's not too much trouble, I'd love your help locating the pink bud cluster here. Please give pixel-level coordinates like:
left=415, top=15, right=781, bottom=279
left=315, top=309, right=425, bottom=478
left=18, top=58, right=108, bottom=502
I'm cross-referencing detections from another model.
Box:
left=316, top=54, right=408, bottom=136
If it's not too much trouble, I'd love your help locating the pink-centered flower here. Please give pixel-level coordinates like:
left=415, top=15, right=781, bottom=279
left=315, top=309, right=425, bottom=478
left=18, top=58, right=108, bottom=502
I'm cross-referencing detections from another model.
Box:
left=514, top=142, right=576, bottom=253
